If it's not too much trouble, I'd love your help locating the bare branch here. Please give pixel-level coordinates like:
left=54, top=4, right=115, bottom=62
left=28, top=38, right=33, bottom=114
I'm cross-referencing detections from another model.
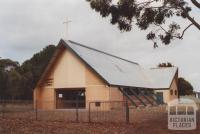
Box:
left=179, top=23, right=193, bottom=39
left=136, top=0, right=155, bottom=6
left=154, top=23, right=168, bottom=33
left=145, top=6, right=180, bottom=9
left=177, top=2, right=200, bottom=30
left=154, top=23, right=193, bottom=39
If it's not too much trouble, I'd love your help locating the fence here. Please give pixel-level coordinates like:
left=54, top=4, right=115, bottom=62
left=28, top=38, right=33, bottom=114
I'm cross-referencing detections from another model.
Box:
left=0, top=100, right=129, bottom=123
left=0, top=100, right=200, bottom=124
left=88, top=101, right=129, bottom=123
left=35, top=100, right=88, bottom=122
left=0, top=100, right=35, bottom=120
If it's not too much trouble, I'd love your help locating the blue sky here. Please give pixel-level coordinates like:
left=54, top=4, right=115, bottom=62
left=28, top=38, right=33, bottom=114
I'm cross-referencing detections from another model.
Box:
left=0, top=0, right=200, bottom=91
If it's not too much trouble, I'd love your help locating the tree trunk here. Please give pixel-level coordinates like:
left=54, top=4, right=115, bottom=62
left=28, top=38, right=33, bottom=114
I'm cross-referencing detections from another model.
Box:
left=179, top=5, right=200, bottom=30
left=191, top=0, right=200, bottom=9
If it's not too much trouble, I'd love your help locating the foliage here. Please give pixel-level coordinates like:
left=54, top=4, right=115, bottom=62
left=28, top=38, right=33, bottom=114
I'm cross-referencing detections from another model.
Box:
left=19, top=45, right=56, bottom=99
left=0, top=68, right=8, bottom=99
left=0, top=45, right=56, bottom=100
left=86, top=0, right=200, bottom=47
left=178, top=77, right=193, bottom=95
left=6, top=70, right=23, bottom=99
left=0, top=59, right=19, bottom=69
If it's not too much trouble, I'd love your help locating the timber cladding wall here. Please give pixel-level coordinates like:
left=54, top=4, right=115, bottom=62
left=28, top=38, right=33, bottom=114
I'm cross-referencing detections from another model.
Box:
left=34, top=47, right=122, bottom=110
left=53, top=49, right=85, bottom=88
left=34, top=43, right=178, bottom=110
left=169, top=77, right=178, bottom=101
left=109, top=87, right=123, bottom=101
left=34, top=87, right=55, bottom=110
left=154, top=77, right=178, bottom=103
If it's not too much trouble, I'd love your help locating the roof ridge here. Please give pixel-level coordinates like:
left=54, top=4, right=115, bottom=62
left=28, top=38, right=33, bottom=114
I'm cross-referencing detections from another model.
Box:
left=67, top=40, right=139, bottom=65
left=150, top=67, right=177, bottom=70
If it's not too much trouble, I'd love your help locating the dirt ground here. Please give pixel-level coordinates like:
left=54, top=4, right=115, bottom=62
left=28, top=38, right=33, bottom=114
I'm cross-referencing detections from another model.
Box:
left=0, top=116, right=199, bottom=134
left=0, top=105, right=199, bottom=134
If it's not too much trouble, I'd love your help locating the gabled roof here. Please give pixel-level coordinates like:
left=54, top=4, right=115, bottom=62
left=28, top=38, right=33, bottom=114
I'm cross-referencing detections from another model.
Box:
left=61, top=39, right=178, bottom=89
left=144, top=67, right=178, bottom=89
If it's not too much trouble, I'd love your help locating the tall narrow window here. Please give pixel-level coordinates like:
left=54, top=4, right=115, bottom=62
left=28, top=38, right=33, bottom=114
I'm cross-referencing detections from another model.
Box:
left=170, top=90, right=173, bottom=95
left=175, top=90, right=177, bottom=96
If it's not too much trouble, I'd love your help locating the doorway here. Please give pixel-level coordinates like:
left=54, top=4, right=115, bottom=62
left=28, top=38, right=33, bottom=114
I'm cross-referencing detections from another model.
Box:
left=156, top=92, right=164, bottom=104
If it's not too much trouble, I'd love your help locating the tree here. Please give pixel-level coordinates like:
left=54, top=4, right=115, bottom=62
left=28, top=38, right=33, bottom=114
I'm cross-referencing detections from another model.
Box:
left=157, top=62, right=194, bottom=95
left=0, top=59, right=19, bottom=69
left=178, top=77, right=193, bottom=95
left=0, top=59, right=19, bottom=99
left=6, top=70, right=23, bottom=99
left=86, top=0, right=200, bottom=46
left=19, top=45, right=56, bottom=99
left=0, top=45, right=56, bottom=100
left=0, top=68, right=8, bottom=99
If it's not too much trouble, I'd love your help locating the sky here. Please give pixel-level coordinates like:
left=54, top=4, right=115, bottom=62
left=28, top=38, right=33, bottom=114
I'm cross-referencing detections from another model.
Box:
left=0, top=0, right=200, bottom=91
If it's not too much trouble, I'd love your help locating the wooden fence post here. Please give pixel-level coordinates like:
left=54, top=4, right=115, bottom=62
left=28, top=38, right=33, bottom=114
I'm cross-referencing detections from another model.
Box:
left=88, top=102, right=91, bottom=123
left=2, top=100, right=6, bottom=119
left=35, top=100, right=38, bottom=120
left=125, top=101, right=129, bottom=123
left=76, top=100, right=79, bottom=123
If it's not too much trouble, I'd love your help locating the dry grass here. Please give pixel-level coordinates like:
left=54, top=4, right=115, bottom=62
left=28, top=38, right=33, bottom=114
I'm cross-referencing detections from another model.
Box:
left=0, top=102, right=200, bottom=134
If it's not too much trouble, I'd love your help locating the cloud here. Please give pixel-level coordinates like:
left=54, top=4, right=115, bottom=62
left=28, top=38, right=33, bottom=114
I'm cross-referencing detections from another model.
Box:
left=0, top=0, right=200, bottom=91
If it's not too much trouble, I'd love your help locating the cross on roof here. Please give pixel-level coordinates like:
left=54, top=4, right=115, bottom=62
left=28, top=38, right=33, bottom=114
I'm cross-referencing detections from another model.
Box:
left=63, top=18, right=72, bottom=40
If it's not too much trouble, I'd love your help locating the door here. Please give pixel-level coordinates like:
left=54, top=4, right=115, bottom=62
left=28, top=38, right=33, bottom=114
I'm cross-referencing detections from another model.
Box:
left=156, top=92, right=164, bottom=104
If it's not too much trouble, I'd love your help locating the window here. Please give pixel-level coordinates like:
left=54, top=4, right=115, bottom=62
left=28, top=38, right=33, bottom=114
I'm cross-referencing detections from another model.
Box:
left=95, top=102, right=101, bottom=107
left=56, top=88, right=85, bottom=109
left=187, top=106, right=194, bottom=115
left=175, top=90, right=177, bottom=96
left=177, top=106, right=186, bottom=115
left=169, top=106, right=176, bottom=115
left=170, top=90, right=173, bottom=95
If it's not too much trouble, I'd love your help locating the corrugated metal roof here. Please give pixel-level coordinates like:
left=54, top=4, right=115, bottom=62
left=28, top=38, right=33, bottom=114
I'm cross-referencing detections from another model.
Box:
left=63, top=40, right=177, bottom=89
left=144, top=67, right=177, bottom=89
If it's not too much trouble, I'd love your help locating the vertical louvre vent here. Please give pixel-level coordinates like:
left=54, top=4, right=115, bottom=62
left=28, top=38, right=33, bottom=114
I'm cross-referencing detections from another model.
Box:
left=44, top=78, right=53, bottom=86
